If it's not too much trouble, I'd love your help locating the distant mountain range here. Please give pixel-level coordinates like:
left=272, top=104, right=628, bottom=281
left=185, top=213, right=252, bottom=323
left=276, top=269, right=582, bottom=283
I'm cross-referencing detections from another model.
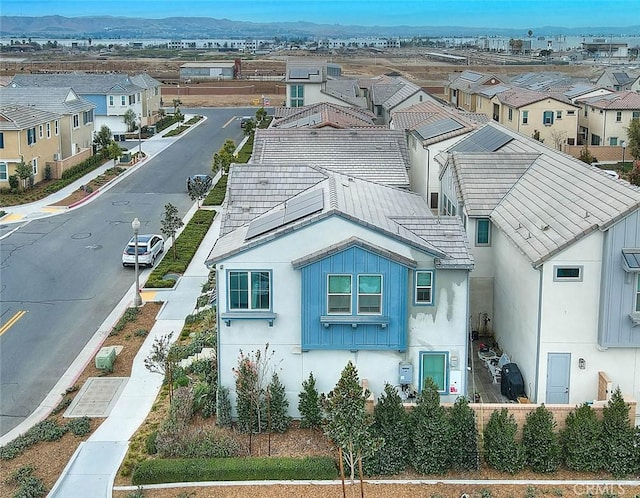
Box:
left=0, top=15, right=638, bottom=40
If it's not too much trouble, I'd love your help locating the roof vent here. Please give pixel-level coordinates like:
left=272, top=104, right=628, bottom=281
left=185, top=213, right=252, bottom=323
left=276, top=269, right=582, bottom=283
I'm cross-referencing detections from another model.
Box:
left=259, top=179, right=269, bottom=185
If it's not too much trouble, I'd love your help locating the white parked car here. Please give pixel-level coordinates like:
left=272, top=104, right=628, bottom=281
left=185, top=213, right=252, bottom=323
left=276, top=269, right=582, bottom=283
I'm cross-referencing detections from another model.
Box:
left=122, top=234, right=164, bottom=267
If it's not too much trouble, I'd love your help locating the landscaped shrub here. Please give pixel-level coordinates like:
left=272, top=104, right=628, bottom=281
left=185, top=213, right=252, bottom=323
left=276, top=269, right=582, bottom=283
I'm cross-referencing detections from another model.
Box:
left=0, top=420, right=69, bottom=460
left=203, top=174, right=228, bottom=206
left=363, top=383, right=409, bottom=476
left=447, top=395, right=479, bottom=471
left=169, top=386, right=194, bottom=428
left=267, top=373, right=291, bottom=433
left=5, top=465, right=46, bottom=498
left=561, top=403, right=602, bottom=472
left=132, top=456, right=338, bottom=485
left=600, top=387, right=638, bottom=477
left=483, top=408, right=525, bottom=473
left=155, top=424, right=240, bottom=459
left=192, top=381, right=217, bottom=419
left=407, top=378, right=451, bottom=474
left=298, top=372, right=323, bottom=429
left=145, top=209, right=216, bottom=288
left=522, top=404, right=561, bottom=473
left=145, top=430, right=158, bottom=455
left=216, top=386, right=232, bottom=427
left=66, top=416, right=92, bottom=437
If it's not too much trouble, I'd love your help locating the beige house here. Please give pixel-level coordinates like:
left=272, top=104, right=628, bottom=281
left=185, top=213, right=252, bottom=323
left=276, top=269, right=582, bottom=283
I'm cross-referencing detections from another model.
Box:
left=487, top=87, right=580, bottom=147
left=576, top=91, right=640, bottom=146
left=0, top=104, right=62, bottom=187
left=445, top=70, right=504, bottom=112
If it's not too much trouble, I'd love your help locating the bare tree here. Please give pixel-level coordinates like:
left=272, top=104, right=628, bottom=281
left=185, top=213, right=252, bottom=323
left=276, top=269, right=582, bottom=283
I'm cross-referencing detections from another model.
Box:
left=144, top=332, right=178, bottom=402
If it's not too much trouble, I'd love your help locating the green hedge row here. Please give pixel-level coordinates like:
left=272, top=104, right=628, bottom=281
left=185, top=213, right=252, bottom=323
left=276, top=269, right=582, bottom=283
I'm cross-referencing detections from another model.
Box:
left=132, top=456, right=337, bottom=485
left=203, top=175, right=228, bottom=206
left=145, top=209, right=216, bottom=288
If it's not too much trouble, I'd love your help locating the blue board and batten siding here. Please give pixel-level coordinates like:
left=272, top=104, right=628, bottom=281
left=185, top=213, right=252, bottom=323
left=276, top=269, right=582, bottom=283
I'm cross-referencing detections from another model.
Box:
left=599, top=210, right=640, bottom=347
left=300, top=246, right=408, bottom=351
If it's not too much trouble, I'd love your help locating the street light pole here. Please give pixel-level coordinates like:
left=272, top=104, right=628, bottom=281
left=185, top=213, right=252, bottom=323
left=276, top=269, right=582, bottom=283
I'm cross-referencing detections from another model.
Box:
left=138, top=115, right=142, bottom=160
left=132, top=217, right=142, bottom=307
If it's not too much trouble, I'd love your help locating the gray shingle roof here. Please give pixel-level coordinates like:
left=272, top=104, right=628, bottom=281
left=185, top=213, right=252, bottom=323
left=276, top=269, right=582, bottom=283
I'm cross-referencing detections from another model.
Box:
left=447, top=122, right=640, bottom=267
left=250, top=128, right=411, bottom=188
left=207, top=169, right=473, bottom=269
left=0, top=104, right=61, bottom=130
left=449, top=152, right=537, bottom=217
left=0, top=87, right=95, bottom=114
left=322, top=79, right=368, bottom=107
left=382, top=77, right=423, bottom=111
left=221, top=164, right=327, bottom=236
left=273, top=102, right=376, bottom=129
left=11, top=72, right=144, bottom=95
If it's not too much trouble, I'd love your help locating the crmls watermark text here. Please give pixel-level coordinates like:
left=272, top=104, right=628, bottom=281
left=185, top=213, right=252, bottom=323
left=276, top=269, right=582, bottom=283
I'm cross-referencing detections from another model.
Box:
left=573, top=483, right=627, bottom=495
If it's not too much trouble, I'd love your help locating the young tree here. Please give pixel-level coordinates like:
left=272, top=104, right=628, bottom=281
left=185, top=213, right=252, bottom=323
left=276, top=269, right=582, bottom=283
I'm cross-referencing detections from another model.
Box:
left=216, top=386, right=232, bottom=428
left=600, top=387, right=638, bottom=477
left=483, top=408, right=525, bottom=473
left=363, top=383, right=409, bottom=476
left=323, top=361, right=379, bottom=481
left=106, top=141, right=122, bottom=166
left=233, top=344, right=278, bottom=434
left=522, top=404, right=561, bottom=472
left=255, top=107, right=268, bottom=127
left=407, top=377, right=451, bottom=474
left=561, top=403, right=602, bottom=472
left=447, top=395, right=479, bottom=471
left=212, top=139, right=237, bottom=175
left=144, top=332, right=178, bottom=402
left=187, top=176, right=211, bottom=207
left=578, top=144, right=596, bottom=164
left=160, top=203, right=184, bottom=261
left=298, top=372, right=323, bottom=429
left=123, top=108, right=138, bottom=132
left=15, top=160, right=33, bottom=191
left=243, top=118, right=255, bottom=136
left=93, top=124, right=113, bottom=157
left=267, top=372, right=291, bottom=433
left=172, top=98, right=182, bottom=113
left=626, top=118, right=640, bottom=162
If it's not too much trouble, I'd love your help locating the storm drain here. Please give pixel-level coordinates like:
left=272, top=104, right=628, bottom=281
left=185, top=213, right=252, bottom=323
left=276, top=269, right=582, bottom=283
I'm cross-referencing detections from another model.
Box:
left=64, top=377, right=128, bottom=418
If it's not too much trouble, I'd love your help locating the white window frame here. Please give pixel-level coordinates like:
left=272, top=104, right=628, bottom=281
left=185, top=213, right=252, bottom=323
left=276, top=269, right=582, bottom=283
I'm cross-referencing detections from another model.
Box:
left=522, top=110, right=528, bottom=125
left=553, top=265, right=583, bottom=282
left=227, top=270, right=271, bottom=311
left=415, top=271, right=434, bottom=305
left=31, top=158, right=38, bottom=176
left=636, top=274, right=640, bottom=313
left=556, top=110, right=562, bottom=119
left=54, top=120, right=59, bottom=136
left=72, top=114, right=79, bottom=129
left=357, top=274, right=382, bottom=315
left=38, top=124, right=44, bottom=139
left=327, top=274, right=352, bottom=314
left=476, top=218, right=491, bottom=246
left=0, top=162, right=7, bottom=181
left=46, top=122, right=51, bottom=138
left=109, top=96, right=114, bottom=106
left=121, top=96, right=126, bottom=106
left=616, top=111, right=622, bottom=122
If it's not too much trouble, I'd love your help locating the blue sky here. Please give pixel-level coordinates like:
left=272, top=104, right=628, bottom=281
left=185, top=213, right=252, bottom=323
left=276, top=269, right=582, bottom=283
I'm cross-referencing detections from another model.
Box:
left=0, top=0, right=637, bottom=29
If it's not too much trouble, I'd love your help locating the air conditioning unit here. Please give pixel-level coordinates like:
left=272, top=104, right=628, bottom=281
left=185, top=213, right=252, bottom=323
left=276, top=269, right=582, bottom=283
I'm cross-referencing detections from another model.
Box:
left=53, top=153, right=61, bottom=161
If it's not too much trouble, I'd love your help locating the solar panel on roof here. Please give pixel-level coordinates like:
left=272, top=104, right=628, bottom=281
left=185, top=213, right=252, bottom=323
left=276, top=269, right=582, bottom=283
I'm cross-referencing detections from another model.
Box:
left=245, top=189, right=324, bottom=239
left=450, top=126, right=513, bottom=153
left=289, top=68, right=319, bottom=79
left=461, top=72, right=483, bottom=82
left=245, top=210, right=285, bottom=239
left=416, top=117, right=464, bottom=140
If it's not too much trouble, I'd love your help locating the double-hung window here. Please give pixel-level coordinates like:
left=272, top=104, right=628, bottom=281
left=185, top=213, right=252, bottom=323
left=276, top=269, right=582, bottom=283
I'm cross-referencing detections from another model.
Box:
left=476, top=218, right=491, bottom=246
left=328, top=275, right=351, bottom=314
left=38, top=125, right=44, bottom=139
left=46, top=122, right=51, bottom=138
left=357, top=275, right=382, bottom=314
left=415, top=271, right=433, bottom=304
left=508, top=107, right=513, bottom=121
left=228, top=270, right=270, bottom=310
left=633, top=111, right=640, bottom=120
left=27, top=127, right=37, bottom=145
left=121, top=96, right=126, bottom=106
left=72, top=114, right=79, bottom=129
left=543, top=110, right=554, bottom=125
left=522, top=110, right=529, bottom=125
left=109, top=96, right=114, bottom=106
left=54, top=120, right=59, bottom=136
left=616, top=111, right=622, bottom=122
left=0, top=162, right=7, bottom=181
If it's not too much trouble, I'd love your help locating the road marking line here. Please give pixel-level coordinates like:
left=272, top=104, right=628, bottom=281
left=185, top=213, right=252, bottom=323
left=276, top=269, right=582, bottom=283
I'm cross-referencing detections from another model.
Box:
left=0, top=310, right=27, bottom=337
left=222, top=116, right=236, bottom=128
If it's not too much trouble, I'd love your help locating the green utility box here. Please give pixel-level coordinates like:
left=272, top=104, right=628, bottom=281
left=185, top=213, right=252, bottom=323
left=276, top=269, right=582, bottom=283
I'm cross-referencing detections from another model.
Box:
left=95, top=346, right=116, bottom=371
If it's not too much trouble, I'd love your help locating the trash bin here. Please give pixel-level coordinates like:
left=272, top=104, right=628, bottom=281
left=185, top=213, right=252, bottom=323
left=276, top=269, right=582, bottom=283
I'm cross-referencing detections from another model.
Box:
left=500, top=362, right=525, bottom=401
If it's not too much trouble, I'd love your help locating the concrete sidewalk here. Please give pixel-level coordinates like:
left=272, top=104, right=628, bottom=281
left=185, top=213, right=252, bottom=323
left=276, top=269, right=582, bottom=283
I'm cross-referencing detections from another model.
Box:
left=47, top=201, right=222, bottom=497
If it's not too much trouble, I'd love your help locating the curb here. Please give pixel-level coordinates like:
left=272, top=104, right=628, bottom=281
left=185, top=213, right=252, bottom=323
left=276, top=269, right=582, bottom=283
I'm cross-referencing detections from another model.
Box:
left=67, top=186, right=101, bottom=209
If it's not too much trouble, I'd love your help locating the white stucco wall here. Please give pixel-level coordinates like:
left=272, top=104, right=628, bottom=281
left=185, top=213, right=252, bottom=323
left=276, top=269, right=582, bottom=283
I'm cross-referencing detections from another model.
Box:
left=216, top=215, right=469, bottom=417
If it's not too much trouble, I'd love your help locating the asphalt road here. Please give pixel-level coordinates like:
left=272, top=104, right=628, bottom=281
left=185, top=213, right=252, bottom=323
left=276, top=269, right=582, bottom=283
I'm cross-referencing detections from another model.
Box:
left=0, top=107, right=253, bottom=436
